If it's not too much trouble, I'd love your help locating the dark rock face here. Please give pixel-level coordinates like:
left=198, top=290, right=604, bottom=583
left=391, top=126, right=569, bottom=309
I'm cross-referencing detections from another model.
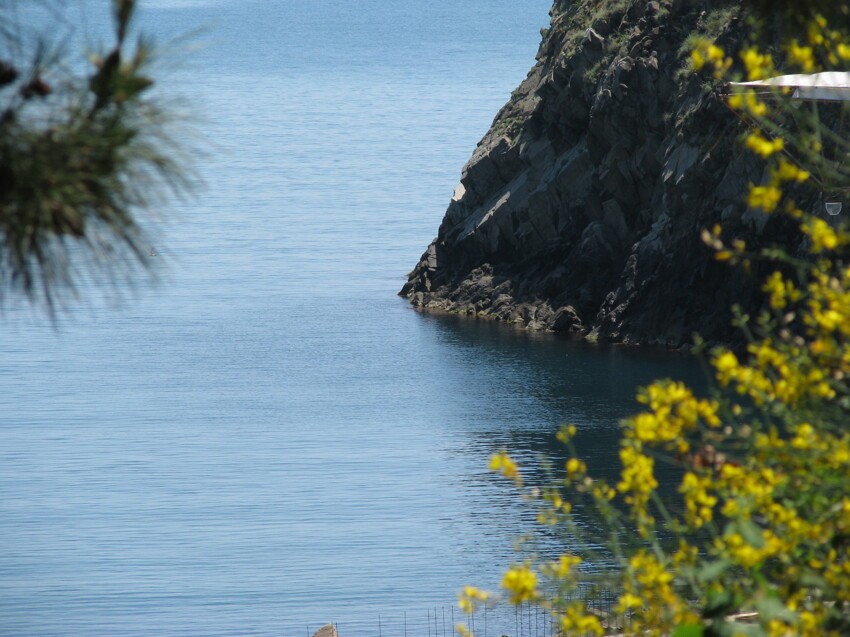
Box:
left=400, top=0, right=799, bottom=348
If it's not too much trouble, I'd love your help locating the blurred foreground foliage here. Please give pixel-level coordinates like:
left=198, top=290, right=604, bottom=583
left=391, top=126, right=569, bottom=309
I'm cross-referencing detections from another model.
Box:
left=740, top=0, right=849, bottom=28
left=462, top=8, right=850, bottom=637
left=0, top=0, right=192, bottom=314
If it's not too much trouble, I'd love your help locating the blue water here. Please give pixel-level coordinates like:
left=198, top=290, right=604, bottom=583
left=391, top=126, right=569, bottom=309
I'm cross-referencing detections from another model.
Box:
left=0, top=2, right=704, bottom=635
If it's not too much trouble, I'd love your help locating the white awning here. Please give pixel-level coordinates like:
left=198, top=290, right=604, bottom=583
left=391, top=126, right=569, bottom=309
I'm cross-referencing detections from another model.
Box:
left=728, top=71, right=850, bottom=102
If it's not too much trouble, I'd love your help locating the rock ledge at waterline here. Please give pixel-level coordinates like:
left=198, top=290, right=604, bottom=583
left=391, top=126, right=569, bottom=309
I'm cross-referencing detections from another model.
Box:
left=401, top=0, right=802, bottom=348
left=310, top=625, right=339, bottom=637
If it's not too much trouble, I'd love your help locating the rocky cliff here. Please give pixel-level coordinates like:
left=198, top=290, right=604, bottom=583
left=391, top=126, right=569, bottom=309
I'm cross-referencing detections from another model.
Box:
left=400, top=0, right=802, bottom=348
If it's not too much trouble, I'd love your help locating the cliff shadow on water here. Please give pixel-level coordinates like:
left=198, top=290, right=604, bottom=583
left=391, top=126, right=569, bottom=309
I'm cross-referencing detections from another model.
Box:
left=401, top=0, right=806, bottom=348
left=413, top=309, right=706, bottom=477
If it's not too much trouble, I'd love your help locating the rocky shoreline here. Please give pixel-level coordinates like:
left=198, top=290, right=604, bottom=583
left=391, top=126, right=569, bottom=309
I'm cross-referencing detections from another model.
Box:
left=400, top=0, right=803, bottom=348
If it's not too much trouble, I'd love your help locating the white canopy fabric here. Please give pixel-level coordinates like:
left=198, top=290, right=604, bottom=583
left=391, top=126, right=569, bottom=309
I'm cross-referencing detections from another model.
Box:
left=728, top=71, right=850, bottom=102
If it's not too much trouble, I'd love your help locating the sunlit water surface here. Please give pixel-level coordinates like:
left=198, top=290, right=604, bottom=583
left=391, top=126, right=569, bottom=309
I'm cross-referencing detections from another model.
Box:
left=0, top=2, right=704, bottom=635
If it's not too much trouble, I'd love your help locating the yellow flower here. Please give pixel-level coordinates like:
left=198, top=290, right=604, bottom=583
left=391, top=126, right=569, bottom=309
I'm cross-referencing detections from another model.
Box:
left=787, top=40, right=815, bottom=72
left=706, top=44, right=725, bottom=63
left=629, top=552, right=673, bottom=587
left=558, top=603, right=603, bottom=636
left=714, top=350, right=740, bottom=385
left=565, top=457, right=585, bottom=479
left=741, top=47, right=773, bottom=80
left=763, top=271, right=801, bottom=310
left=556, top=424, right=577, bottom=442
left=548, top=490, right=573, bottom=514
left=617, top=442, right=658, bottom=519
left=728, top=91, right=768, bottom=116
left=747, top=184, right=782, bottom=212
left=501, top=565, right=538, bottom=604
left=745, top=133, right=784, bottom=158
left=721, top=531, right=783, bottom=568
left=591, top=483, right=616, bottom=501
left=544, top=554, right=581, bottom=579
left=802, top=218, right=840, bottom=252
left=458, top=586, right=489, bottom=614
left=616, top=592, right=643, bottom=612
left=799, top=611, right=821, bottom=635
left=680, top=471, right=718, bottom=528
left=690, top=49, right=705, bottom=71
left=772, top=158, right=810, bottom=183
left=489, top=451, right=522, bottom=486
left=691, top=40, right=730, bottom=77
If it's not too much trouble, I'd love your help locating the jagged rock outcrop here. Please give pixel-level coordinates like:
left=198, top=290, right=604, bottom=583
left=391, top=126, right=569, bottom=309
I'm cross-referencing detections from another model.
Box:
left=400, top=0, right=804, bottom=348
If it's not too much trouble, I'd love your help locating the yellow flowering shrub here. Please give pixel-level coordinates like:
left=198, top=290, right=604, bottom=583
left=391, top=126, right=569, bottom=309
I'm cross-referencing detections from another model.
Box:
left=460, top=9, right=850, bottom=637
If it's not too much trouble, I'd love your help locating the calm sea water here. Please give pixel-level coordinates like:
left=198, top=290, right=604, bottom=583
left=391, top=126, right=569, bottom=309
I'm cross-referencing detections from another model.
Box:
left=0, top=2, right=704, bottom=635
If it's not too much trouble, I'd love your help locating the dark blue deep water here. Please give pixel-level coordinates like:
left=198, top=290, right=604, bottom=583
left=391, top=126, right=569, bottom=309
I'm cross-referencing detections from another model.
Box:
left=0, top=2, right=704, bottom=635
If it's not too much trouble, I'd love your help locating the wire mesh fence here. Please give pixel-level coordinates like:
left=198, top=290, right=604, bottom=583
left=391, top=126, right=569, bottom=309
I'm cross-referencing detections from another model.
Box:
left=289, top=593, right=631, bottom=637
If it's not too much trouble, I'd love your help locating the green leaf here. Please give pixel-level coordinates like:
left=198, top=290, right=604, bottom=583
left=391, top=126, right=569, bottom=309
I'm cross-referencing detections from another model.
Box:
left=737, top=518, right=765, bottom=548
left=672, top=624, right=704, bottom=637
left=712, top=621, right=766, bottom=637
left=754, top=590, right=795, bottom=623
left=697, top=559, right=731, bottom=583
left=704, top=588, right=735, bottom=619
left=799, top=570, right=830, bottom=591
left=114, top=75, right=153, bottom=104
